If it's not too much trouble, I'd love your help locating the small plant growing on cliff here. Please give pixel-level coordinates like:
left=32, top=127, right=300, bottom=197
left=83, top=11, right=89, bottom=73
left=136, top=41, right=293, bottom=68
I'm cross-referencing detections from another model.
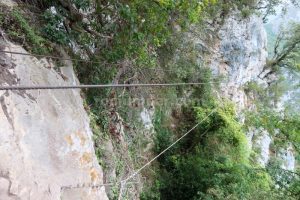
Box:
left=11, top=9, right=49, bottom=53
left=0, top=8, right=50, bottom=54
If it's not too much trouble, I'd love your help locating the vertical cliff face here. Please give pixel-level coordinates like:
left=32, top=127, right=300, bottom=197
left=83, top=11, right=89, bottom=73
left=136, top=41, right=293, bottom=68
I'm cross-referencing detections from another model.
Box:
left=176, top=12, right=296, bottom=170
left=0, top=40, right=108, bottom=200
left=210, top=15, right=268, bottom=111
left=207, top=14, right=272, bottom=167
left=202, top=14, right=295, bottom=170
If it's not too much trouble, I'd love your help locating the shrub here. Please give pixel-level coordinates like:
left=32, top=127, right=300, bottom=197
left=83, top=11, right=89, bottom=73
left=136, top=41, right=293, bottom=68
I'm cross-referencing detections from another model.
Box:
left=146, top=98, right=269, bottom=200
left=42, top=9, right=69, bottom=45
left=195, top=102, right=250, bottom=164
left=10, top=9, right=49, bottom=53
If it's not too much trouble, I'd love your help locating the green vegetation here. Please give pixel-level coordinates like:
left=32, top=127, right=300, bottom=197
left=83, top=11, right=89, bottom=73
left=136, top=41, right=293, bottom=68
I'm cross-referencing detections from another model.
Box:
left=142, top=85, right=299, bottom=200
left=244, top=79, right=287, bottom=105
left=139, top=62, right=299, bottom=199
left=262, top=22, right=300, bottom=79
left=142, top=93, right=274, bottom=199
left=1, top=1, right=299, bottom=199
left=0, top=8, right=50, bottom=53
left=245, top=106, right=300, bottom=152
left=42, top=9, right=69, bottom=45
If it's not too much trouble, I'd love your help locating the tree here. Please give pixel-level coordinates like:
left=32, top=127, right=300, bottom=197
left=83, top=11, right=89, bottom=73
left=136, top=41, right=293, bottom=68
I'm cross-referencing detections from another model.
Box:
left=261, top=22, right=300, bottom=80
left=255, top=0, right=299, bottom=22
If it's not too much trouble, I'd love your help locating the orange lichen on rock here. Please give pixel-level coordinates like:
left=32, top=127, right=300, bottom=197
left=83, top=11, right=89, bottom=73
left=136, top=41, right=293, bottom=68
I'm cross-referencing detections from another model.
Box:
left=80, top=152, right=92, bottom=165
left=75, top=131, right=87, bottom=146
left=65, top=135, right=74, bottom=146
left=90, top=168, right=99, bottom=182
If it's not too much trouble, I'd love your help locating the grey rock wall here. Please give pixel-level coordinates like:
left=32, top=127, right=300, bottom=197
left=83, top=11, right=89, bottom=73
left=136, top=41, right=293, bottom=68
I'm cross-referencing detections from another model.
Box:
left=0, top=40, right=108, bottom=200
left=210, top=14, right=295, bottom=170
left=187, top=13, right=295, bottom=170
left=210, top=14, right=268, bottom=111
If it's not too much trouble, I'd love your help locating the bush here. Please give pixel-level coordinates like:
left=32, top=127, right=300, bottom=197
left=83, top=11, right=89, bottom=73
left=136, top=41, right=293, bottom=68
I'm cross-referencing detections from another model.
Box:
left=195, top=102, right=250, bottom=164
left=42, top=9, right=69, bottom=45
left=143, top=85, right=300, bottom=200
left=245, top=106, right=300, bottom=150
left=145, top=98, right=271, bottom=200
left=9, top=9, right=49, bottom=54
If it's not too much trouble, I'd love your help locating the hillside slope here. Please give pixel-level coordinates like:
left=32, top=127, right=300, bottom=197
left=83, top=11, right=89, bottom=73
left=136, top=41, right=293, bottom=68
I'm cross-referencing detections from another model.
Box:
left=0, top=0, right=299, bottom=200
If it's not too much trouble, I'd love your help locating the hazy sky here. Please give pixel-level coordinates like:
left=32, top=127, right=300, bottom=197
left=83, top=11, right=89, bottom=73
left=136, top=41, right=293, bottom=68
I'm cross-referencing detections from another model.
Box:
left=265, top=3, right=300, bottom=111
left=267, top=3, right=300, bottom=33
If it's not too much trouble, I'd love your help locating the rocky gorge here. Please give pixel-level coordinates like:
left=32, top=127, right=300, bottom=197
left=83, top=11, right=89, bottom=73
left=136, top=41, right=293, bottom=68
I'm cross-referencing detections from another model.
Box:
left=0, top=0, right=298, bottom=199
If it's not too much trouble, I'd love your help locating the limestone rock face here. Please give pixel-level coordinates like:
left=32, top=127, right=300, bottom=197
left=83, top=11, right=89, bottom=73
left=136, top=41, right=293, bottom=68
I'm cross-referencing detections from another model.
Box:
left=0, top=41, right=108, bottom=200
left=211, top=15, right=297, bottom=170
left=278, top=145, right=296, bottom=171
left=186, top=14, right=296, bottom=170
left=0, top=0, right=17, bottom=8
left=210, top=15, right=268, bottom=111
left=184, top=14, right=268, bottom=111
left=210, top=15, right=296, bottom=170
left=247, top=128, right=272, bottom=167
left=190, top=14, right=270, bottom=165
